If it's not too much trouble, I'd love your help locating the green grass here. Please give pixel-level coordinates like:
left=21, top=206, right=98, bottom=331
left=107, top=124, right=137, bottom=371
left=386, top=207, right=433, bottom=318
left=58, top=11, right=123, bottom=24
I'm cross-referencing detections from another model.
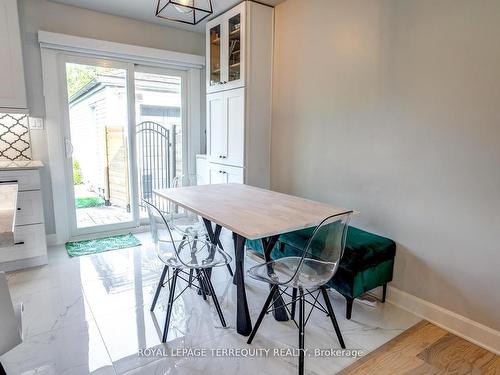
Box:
left=75, top=197, right=105, bottom=209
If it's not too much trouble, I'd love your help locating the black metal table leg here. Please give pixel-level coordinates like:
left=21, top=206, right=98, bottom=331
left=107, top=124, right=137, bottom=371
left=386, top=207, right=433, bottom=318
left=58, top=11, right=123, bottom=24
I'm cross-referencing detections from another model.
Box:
left=200, top=219, right=222, bottom=295
left=0, top=361, right=6, bottom=375
left=232, top=232, right=238, bottom=285
left=262, top=236, right=289, bottom=322
left=234, top=233, right=252, bottom=336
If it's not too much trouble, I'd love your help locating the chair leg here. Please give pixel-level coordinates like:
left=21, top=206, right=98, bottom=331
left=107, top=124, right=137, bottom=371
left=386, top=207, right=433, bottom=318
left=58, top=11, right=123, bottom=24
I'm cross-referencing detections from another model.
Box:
left=188, top=269, right=194, bottom=287
left=382, top=283, right=387, bottom=303
left=247, top=284, right=278, bottom=344
left=345, top=296, right=354, bottom=320
left=163, top=269, right=179, bottom=343
left=226, top=263, right=234, bottom=277
left=0, top=361, right=6, bottom=375
left=201, top=269, right=226, bottom=327
left=320, top=287, right=346, bottom=349
left=195, top=269, right=207, bottom=300
left=151, top=265, right=168, bottom=312
left=290, top=287, right=298, bottom=320
left=298, top=287, right=305, bottom=375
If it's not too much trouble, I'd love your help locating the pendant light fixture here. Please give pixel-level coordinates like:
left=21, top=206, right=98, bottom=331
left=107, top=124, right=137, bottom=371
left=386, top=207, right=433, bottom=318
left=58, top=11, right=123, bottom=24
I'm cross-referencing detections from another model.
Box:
left=156, top=0, right=213, bottom=25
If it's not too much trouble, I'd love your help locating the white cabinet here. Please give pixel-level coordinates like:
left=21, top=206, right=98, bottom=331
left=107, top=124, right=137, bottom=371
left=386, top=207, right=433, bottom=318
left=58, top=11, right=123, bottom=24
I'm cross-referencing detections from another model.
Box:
left=0, top=166, right=47, bottom=271
left=206, top=2, right=246, bottom=93
left=0, top=0, right=27, bottom=111
left=207, top=88, right=244, bottom=167
left=205, top=1, right=273, bottom=188
left=15, top=191, right=44, bottom=226
left=208, top=163, right=244, bottom=184
left=0, top=169, right=40, bottom=190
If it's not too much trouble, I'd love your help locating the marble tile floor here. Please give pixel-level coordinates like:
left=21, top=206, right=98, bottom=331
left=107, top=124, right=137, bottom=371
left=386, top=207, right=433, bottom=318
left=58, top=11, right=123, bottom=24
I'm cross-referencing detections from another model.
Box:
left=1, top=231, right=420, bottom=375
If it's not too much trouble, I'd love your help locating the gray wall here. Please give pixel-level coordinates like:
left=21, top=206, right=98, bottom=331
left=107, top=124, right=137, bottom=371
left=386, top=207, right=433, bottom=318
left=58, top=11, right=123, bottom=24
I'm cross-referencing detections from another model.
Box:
left=18, top=0, right=205, bottom=234
left=271, top=0, right=500, bottom=330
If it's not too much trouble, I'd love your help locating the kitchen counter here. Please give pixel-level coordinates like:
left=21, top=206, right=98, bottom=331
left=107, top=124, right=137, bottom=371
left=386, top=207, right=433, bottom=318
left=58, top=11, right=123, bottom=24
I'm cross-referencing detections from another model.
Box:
left=0, top=184, right=18, bottom=247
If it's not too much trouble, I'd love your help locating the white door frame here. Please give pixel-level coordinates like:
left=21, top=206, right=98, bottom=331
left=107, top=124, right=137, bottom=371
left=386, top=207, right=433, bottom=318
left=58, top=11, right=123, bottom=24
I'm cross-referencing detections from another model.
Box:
left=40, top=35, right=203, bottom=244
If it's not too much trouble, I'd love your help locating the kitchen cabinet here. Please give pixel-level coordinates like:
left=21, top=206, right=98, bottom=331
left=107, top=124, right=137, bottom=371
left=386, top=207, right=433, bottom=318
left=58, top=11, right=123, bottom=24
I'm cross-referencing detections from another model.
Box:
left=0, top=0, right=27, bottom=112
left=205, top=1, right=273, bottom=188
left=207, top=88, right=244, bottom=167
left=206, top=2, right=245, bottom=93
left=0, top=163, right=47, bottom=271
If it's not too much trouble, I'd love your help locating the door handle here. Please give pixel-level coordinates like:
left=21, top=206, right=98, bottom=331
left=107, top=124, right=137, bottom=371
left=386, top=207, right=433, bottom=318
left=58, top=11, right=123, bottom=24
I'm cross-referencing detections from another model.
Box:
left=65, top=138, right=74, bottom=158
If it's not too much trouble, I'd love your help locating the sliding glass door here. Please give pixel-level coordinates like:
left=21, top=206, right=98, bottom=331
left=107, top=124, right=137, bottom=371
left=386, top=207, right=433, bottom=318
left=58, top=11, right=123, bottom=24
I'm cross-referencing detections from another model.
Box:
left=134, top=66, right=187, bottom=221
left=61, top=56, right=186, bottom=237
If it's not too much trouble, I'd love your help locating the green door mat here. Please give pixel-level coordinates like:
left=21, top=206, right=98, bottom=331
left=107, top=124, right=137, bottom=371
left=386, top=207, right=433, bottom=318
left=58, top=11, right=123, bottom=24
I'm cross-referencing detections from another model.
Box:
left=65, top=233, right=141, bottom=257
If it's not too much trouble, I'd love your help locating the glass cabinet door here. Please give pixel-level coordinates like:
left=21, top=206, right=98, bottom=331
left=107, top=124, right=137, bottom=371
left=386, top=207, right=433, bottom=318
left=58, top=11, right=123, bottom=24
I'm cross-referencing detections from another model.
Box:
left=227, top=13, right=241, bottom=83
left=209, top=24, right=222, bottom=87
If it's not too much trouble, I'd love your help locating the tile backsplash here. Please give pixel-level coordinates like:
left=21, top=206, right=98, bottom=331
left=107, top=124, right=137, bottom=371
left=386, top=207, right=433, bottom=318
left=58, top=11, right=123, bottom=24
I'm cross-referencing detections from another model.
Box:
left=0, top=113, right=32, bottom=161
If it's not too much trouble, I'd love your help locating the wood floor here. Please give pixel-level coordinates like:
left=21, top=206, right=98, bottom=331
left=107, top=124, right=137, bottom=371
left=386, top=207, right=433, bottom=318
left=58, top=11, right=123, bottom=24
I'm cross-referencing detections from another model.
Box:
left=338, top=321, right=500, bottom=375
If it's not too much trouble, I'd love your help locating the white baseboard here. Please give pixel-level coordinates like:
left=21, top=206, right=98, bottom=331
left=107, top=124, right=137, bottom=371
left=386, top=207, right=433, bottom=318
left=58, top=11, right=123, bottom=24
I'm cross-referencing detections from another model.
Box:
left=387, top=286, right=500, bottom=355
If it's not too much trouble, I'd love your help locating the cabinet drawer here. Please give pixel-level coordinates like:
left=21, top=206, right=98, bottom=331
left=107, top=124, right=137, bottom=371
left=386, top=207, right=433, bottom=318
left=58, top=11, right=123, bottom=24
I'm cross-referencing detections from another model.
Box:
left=16, top=191, right=44, bottom=226
left=208, top=163, right=244, bottom=184
left=0, top=224, right=46, bottom=263
left=0, top=170, right=40, bottom=191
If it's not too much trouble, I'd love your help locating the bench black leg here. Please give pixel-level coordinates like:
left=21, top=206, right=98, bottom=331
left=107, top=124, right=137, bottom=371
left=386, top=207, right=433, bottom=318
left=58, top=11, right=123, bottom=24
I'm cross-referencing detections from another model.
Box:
left=0, top=361, right=6, bottom=375
left=382, top=283, right=387, bottom=303
left=343, top=295, right=354, bottom=320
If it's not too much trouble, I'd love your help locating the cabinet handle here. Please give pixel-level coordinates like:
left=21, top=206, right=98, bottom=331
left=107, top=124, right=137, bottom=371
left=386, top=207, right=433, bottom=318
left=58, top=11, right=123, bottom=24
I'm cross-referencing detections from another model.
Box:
left=0, top=180, right=18, bottom=184
left=219, top=170, right=227, bottom=174
left=14, top=241, right=25, bottom=246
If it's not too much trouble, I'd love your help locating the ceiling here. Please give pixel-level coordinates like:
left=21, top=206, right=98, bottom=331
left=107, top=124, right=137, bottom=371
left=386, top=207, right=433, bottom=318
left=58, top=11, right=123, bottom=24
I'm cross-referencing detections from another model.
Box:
left=49, top=0, right=286, bottom=33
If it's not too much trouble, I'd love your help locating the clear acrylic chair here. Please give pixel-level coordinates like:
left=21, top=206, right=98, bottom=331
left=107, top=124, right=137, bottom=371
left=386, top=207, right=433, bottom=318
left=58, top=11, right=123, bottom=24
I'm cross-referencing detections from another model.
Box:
left=170, top=175, right=207, bottom=239
left=247, top=212, right=353, bottom=375
left=144, top=199, right=232, bottom=343
left=170, top=175, right=234, bottom=282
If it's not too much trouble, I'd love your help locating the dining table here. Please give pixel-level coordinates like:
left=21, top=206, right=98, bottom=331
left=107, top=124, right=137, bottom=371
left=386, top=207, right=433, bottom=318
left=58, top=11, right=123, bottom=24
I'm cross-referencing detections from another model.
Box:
left=154, top=183, right=351, bottom=336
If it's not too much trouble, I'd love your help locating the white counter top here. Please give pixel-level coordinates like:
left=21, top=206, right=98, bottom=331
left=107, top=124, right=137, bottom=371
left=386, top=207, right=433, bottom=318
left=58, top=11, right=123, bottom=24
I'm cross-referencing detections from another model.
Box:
left=0, top=160, right=44, bottom=171
left=0, top=184, right=18, bottom=247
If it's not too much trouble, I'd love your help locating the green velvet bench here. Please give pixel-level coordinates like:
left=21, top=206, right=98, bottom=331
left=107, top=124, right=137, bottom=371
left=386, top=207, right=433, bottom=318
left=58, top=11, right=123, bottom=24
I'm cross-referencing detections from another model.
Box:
left=246, top=226, right=396, bottom=320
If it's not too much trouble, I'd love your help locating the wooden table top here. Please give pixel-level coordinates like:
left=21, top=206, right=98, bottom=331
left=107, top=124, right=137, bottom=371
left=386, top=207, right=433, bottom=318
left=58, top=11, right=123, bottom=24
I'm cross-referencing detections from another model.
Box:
left=154, top=184, right=352, bottom=240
